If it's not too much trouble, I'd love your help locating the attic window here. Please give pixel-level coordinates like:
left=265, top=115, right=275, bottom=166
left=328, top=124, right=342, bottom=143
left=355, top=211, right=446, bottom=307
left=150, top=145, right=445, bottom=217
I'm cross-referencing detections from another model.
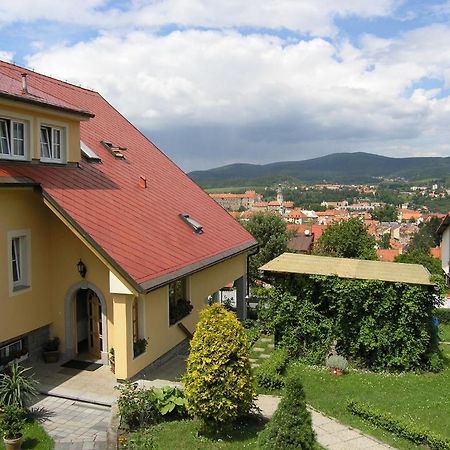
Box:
left=101, top=140, right=127, bottom=159
left=80, top=141, right=101, bottom=162
left=179, top=213, right=203, bottom=234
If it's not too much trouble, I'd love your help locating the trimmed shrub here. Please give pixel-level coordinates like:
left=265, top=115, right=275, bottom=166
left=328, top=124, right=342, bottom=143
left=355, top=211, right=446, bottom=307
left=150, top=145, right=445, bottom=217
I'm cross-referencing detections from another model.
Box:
left=183, top=304, right=255, bottom=431
left=256, top=348, right=289, bottom=390
left=348, top=401, right=450, bottom=450
left=258, top=370, right=316, bottom=449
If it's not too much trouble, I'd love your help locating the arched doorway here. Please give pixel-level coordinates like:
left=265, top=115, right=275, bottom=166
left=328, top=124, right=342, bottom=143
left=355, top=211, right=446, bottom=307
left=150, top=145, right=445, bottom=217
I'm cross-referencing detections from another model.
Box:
left=64, top=282, right=108, bottom=364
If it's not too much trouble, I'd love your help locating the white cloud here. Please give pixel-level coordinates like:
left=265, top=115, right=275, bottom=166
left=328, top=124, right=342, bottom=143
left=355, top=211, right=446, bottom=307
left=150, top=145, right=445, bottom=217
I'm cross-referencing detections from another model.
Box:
left=0, top=50, right=14, bottom=62
left=0, top=0, right=397, bottom=37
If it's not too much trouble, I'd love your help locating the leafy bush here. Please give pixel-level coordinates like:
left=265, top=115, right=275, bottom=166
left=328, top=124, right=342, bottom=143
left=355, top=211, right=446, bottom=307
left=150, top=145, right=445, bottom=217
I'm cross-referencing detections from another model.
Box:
left=243, top=320, right=261, bottom=347
left=0, top=404, right=27, bottom=439
left=256, top=348, right=289, bottom=390
left=0, top=363, right=38, bottom=407
left=153, top=386, right=186, bottom=418
left=325, top=355, right=348, bottom=371
left=183, top=304, right=255, bottom=431
left=347, top=401, right=450, bottom=450
left=258, top=370, right=316, bottom=449
left=260, top=274, right=440, bottom=371
left=116, top=381, right=160, bottom=430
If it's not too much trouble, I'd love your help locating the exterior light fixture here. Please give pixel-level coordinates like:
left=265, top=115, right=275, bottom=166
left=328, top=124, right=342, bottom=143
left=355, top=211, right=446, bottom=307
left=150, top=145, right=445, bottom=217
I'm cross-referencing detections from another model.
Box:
left=77, top=259, right=87, bottom=278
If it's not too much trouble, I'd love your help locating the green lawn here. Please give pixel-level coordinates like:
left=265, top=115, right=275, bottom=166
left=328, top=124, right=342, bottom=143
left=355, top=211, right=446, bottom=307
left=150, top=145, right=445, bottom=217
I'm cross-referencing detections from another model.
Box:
left=293, top=345, right=450, bottom=450
left=126, top=416, right=266, bottom=450
left=439, top=323, right=450, bottom=342
left=0, top=421, right=53, bottom=450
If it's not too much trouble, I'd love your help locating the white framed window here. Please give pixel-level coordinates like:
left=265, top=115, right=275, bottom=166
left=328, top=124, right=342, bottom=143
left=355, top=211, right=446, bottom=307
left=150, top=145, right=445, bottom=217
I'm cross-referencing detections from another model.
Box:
left=40, top=125, right=65, bottom=163
left=0, top=117, right=27, bottom=160
left=7, top=230, right=31, bottom=296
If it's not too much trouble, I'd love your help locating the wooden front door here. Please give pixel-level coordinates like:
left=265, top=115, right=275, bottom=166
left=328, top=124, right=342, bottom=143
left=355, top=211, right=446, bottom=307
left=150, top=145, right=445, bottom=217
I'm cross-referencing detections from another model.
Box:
left=87, top=290, right=102, bottom=359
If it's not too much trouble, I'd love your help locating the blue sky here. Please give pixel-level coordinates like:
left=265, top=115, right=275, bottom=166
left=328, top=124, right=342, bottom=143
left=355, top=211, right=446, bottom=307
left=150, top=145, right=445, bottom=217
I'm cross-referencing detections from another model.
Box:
left=2, top=0, right=450, bottom=171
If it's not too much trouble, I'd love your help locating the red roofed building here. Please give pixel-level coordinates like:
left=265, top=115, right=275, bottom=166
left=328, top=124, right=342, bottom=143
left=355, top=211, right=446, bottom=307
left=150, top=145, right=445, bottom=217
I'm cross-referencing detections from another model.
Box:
left=209, top=190, right=261, bottom=211
left=377, top=249, right=401, bottom=262
left=0, top=61, right=257, bottom=379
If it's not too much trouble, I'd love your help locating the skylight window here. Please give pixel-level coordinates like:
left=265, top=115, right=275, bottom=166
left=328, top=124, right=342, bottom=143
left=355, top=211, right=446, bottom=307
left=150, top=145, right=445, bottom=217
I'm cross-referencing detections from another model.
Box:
left=179, top=213, right=203, bottom=234
left=80, top=141, right=101, bottom=162
left=101, top=140, right=127, bottom=159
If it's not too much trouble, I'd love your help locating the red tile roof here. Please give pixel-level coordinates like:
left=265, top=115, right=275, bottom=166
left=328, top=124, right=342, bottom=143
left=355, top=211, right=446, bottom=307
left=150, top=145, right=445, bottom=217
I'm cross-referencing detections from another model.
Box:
left=0, top=61, right=257, bottom=291
left=429, top=247, right=441, bottom=259
left=377, top=249, right=401, bottom=262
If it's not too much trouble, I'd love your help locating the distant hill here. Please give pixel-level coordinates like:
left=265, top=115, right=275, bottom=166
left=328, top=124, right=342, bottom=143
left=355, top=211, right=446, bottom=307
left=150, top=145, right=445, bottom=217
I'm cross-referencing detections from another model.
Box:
left=188, top=152, right=450, bottom=187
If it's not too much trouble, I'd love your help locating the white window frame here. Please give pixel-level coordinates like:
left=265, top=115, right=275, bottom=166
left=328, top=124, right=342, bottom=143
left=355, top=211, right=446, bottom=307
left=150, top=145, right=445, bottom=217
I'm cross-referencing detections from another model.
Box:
left=0, top=115, right=28, bottom=161
left=7, top=230, right=31, bottom=297
left=39, top=124, right=66, bottom=163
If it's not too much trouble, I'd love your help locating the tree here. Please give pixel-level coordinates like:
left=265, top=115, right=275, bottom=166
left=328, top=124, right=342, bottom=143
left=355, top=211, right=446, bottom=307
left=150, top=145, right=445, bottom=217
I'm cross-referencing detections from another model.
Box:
left=243, top=212, right=290, bottom=283
left=258, top=369, right=316, bottom=449
left=378, top=233, right=391, bottom=249
left=183, top=304, right=254, bottom=433
left=371, top=205, right=398, bottom=222
left=314, top=218, right=377, bottom=260
left=408, top=217, right=441, bottom=253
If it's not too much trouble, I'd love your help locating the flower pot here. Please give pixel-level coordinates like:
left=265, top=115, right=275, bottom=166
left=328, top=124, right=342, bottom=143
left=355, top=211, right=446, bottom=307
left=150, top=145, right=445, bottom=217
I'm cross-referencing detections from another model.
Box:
left=4, top=433, right=22, bottom=450
left=330, top=367, right=343, bottom=376
left=43, top=351, right=60, bottom=363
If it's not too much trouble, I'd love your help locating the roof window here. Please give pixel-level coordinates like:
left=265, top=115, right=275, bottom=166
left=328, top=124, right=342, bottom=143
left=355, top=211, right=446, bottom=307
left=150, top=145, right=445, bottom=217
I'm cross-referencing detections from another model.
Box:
left=101, top=140, right=126, bottom=159
left=179, top=213, right=203, bottom=234
left=80, top=141, right=101, bottom=162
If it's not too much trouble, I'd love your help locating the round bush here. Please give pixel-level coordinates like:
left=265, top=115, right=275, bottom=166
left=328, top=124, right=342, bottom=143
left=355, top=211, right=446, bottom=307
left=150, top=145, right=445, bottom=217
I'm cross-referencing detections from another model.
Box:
left=183, top=303, right=254, bottom=429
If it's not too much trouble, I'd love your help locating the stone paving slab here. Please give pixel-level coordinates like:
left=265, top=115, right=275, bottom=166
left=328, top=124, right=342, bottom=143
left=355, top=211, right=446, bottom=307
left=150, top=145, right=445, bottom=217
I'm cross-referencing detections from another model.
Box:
left=256, top=395, right=395, bottom=450
left=30, top=395, right=111, bottom=450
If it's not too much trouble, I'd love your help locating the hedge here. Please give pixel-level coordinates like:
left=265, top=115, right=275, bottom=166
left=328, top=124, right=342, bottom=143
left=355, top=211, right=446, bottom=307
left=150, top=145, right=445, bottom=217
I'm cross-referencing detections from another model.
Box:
left=256, top=348, right=289, bottom=390
left=347, top=401, right=450, bottom=450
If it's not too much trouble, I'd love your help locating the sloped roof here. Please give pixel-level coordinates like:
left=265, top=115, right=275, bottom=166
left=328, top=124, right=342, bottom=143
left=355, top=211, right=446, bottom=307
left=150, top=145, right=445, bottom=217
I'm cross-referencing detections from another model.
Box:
left=260, top=253, right=433, bottom=286
left=0, top=61, right=257, bottom=292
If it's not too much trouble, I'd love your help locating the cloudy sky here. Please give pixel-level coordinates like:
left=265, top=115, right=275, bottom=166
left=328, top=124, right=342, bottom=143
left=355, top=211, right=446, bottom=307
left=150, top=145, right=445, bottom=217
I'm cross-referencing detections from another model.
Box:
left=2, top=1, right=450, bottom=171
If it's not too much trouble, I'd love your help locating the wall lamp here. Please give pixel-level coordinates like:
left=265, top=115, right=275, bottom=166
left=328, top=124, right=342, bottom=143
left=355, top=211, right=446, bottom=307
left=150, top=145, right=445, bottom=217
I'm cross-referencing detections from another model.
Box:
left=77, top=259, right=87, bottom=278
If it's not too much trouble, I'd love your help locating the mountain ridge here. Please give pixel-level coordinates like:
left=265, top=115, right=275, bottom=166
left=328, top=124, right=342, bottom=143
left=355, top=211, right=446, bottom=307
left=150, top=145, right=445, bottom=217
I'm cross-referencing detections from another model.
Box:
left=188, top=152, right=450, bottom=187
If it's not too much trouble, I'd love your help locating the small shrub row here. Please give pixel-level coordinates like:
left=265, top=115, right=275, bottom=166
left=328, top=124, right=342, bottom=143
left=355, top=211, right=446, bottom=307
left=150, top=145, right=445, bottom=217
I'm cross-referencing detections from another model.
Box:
left=256, top=348, right=289, bottom=390
left=243, top=319, right=261, bottom=347
left=116, top=381, right=186, bottom=430
left=347, top=400, right=450, bottom=450
left=435, top=308, right=450, bottom=324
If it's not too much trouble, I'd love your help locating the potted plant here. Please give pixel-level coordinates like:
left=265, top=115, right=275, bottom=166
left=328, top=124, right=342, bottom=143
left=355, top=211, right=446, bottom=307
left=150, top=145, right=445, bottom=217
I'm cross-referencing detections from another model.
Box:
left=109, top=348, right=115, bottom=374
left=325, top=355, right=348, bottom=376
left=133, top=338, right=148, bottom=358
left=0, top=404, right=26, bottom=450
left=42, top=337, right=60, bottom=363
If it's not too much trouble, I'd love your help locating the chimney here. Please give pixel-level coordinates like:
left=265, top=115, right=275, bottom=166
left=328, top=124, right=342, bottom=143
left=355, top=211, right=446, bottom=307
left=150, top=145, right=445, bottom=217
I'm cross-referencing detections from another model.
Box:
left=21, top=73, right=28, bottom=95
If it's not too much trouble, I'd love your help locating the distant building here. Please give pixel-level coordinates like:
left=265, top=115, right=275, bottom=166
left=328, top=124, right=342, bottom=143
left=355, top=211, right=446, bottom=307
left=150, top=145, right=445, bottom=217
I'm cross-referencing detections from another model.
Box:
left=210, top=190, right=261, bottom=211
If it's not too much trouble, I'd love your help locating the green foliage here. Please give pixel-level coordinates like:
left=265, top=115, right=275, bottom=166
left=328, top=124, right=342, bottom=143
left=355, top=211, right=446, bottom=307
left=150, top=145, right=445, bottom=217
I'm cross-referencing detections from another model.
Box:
left=408, top=218, right=441, bottom=252
left=378, top=233, right=391, bottom=249
left=0, top=363, right=38, bottom=408
left=256, top=348, right=289, bottom=390
left=133, top=338, right=148, bottom=358
left=347, top=401, right=450, bottom=450
left=258, top=370, right=316, bottom=449
left=260, top=274, right=440, bottom=371
left=43, top=336, right=60, bottom=352
left=243, top=212, right=289, bottom=283
left=372, top=205, right=398, bottom=222
left=116, top=381, right=160, bottom=430
left=183, top=304, right=255, bottom=430
left=435, top=308, right=450, bottom=324
left=314, top=218, right=377, bottom=260
left=325, top=355, right=348, bottom=371
left=153, top=387, right=186, bottom=417
left=0, top=404, right=27, bottom=439
left=124, top=428, right=154, bottom=450
left=243, top=320, right=261, bottom=347
left=257, top=287, right=333, bottom=363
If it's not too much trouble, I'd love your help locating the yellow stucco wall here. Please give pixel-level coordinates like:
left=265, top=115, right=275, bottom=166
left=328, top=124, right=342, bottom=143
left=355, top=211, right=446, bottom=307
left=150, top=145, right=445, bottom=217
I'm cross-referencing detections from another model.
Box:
left=118, top=253, right=247, bottom=379
left=0, top=100, right=81, bottom=163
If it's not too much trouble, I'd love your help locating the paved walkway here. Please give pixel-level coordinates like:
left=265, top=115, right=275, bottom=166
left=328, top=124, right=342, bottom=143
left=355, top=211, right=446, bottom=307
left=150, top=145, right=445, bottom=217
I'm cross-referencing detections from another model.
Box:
left=30, top=395, right=111, bottom=450
left=256, top=394, right=395, bottom=450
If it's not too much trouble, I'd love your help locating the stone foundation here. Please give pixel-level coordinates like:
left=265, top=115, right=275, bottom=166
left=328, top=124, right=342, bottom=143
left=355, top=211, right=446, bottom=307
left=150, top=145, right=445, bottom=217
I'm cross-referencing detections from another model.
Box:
left=26, top=325, right=51, bottom=363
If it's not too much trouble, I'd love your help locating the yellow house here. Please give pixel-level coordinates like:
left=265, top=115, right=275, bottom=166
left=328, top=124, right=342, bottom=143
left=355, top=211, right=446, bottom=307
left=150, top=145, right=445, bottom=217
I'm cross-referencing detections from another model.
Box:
left=0, top=61, right=257, bottom=379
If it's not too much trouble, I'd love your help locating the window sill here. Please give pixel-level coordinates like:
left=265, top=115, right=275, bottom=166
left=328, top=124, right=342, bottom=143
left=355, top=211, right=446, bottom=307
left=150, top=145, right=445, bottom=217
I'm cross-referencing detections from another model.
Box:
left=13, top=284, right=30, bottom=293
left=39, top=158, right=65, bottom=164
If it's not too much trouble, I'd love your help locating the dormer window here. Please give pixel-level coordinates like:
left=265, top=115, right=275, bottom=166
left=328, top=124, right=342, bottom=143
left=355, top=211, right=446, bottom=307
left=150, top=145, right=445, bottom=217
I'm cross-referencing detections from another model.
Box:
left=0, top=117, right=26, bottom=160
left=40, top=125, right=64, bottom=163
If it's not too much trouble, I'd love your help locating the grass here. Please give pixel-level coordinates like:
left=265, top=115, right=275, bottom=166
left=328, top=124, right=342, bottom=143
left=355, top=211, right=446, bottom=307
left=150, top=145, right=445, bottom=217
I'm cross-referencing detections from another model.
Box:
left=0, top=421, right=53, bottom=450
left=439, top=322, right=450, bottom=342
left=292, top=344, right=450, bottom=450
left=126, top=416, right=266, bottom=449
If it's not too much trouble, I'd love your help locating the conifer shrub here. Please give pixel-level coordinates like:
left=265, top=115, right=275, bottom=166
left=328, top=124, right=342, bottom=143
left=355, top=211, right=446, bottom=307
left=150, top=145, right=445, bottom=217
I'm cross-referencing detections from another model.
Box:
left=258, top=369, right=316, bottom=449
left=183, top=303, right=255, bottom=432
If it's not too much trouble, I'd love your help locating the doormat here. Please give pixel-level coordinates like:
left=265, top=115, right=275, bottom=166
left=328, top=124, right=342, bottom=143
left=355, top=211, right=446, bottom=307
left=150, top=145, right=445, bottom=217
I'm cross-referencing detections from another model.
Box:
left=61, top=360, right=102, bottom=371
